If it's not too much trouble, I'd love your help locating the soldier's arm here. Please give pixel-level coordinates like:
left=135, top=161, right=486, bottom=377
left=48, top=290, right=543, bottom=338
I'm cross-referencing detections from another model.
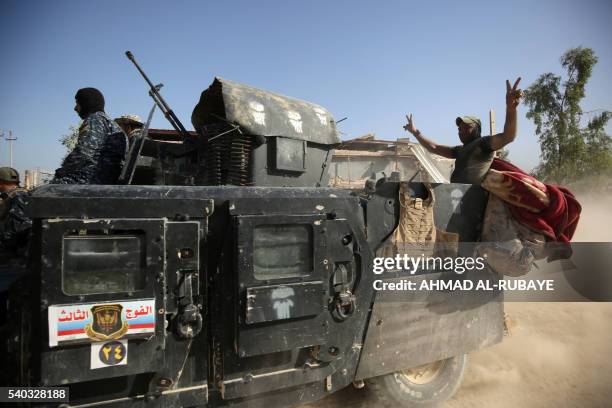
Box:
left=404, top=114, right=455, bottom=158
left=412, top=130, right=456, bottom=159
left=489, top=78, right=522, bottom=151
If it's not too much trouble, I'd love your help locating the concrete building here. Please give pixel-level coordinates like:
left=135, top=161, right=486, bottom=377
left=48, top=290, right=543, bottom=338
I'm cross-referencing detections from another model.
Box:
left=24, top=169, right=53, bottom=189
left=329, top=134, right=453, bottom=190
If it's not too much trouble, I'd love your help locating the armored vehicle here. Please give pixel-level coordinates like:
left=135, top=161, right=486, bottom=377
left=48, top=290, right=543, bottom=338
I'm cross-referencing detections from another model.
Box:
left=1, top=70, right=506, bottom=408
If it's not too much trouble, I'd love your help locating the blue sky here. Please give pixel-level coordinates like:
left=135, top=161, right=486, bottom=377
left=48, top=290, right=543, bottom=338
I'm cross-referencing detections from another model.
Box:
left=1, top=0, right=611, bottom=176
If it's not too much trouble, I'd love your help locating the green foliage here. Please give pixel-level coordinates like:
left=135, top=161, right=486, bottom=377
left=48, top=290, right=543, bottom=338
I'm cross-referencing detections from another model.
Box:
left=60, top=122, right=81, bottom=156
left=524, top=47, right=612, bottom=183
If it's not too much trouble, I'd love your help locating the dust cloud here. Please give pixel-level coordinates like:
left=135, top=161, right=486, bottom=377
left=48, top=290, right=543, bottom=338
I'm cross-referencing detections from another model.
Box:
left=445, top=302, right=612, bottom=408
left=571, top=192, right=612, bottom=242
left=448, top=191, right=612, bottom=407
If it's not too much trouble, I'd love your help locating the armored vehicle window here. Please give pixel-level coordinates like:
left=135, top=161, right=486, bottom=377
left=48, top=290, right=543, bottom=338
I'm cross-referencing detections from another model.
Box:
left=253, top=224, right=313, bottom=280
left=270, top=137, right=307, bottom=173
left=62, top=234, right=146, bottom=295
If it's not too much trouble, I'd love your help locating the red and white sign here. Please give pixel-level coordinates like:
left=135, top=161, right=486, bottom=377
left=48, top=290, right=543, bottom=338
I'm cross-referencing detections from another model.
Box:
left=48, top=299, right=156, bottom=347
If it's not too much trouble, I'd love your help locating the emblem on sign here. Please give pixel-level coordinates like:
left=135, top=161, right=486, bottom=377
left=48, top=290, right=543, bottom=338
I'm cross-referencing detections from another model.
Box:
left=85, top=304, right=129, bottom=341
left=48, top=299, right=155, bottom=347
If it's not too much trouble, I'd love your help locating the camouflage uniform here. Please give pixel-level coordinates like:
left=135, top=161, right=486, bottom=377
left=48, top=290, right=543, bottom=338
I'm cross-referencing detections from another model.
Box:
left=0, top=187, right=31, bottom=260
left=0, top=170, right=30, bottom=330
left=0, top=168, right=31, bottom=262
left=52, top=111, right=128, bottom=184
left=115, top=114, right=144, bottom=152
left=127, top=128, right=143, bottom=152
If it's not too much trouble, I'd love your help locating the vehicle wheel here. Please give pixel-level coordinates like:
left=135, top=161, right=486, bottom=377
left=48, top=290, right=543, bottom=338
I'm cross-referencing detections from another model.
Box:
left=365, top=354, right=468, bottom=407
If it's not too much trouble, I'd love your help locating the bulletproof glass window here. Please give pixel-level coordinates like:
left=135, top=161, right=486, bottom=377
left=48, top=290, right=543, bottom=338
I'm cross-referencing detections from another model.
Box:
left=269, top=137, right=307, bottom=173
left=253, top=224, right=313, bottom=280
left=62, top=233, right=146, bottom=295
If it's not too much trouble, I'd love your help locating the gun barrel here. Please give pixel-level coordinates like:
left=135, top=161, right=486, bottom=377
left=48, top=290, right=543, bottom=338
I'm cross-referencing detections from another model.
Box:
left=125, top=51, right=191, bottom=138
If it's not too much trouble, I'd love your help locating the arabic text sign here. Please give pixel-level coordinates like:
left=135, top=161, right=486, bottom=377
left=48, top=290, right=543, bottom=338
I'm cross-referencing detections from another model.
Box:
left=48, top=299, right=155, bottom=347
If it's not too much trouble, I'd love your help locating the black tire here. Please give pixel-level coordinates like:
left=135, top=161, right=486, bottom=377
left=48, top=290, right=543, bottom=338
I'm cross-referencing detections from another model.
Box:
left=365, top=354, right=468, bottom=408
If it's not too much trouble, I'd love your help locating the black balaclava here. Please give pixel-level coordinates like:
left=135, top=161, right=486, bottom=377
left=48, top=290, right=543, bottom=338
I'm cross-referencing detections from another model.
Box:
left=75, top=87, right=105, bottom=119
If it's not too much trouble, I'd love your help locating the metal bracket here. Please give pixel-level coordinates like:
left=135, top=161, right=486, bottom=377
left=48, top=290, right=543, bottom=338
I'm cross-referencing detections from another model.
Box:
left=176, top=270, right=203, bottom=338
left=325, top=375, right=333, bottom=392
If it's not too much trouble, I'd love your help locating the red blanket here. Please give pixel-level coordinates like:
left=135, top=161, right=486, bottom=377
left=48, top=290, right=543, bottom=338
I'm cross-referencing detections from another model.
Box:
left=482, top=158, right=581, bottom=243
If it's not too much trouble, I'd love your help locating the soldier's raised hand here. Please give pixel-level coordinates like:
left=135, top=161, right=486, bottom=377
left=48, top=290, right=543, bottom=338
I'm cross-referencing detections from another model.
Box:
left=506, top=77, right=523, bottom=108
left=403, top=114, right=417, bottom=135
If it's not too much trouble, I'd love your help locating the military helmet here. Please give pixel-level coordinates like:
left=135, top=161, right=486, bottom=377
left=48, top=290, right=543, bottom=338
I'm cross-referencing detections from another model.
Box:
left=0, top=167, right=19, bottom=183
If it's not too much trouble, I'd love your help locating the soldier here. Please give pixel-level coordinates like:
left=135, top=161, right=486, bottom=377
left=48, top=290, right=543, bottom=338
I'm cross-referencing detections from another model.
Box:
left=0, top=167, right=31, bottom=260
left=52, top=88, right=128, bottom=184
left=403, top=78, right=523, bottom=184
left=115, top=114, right=144, bottom=138
left=115, top=114, right=144, bottom=151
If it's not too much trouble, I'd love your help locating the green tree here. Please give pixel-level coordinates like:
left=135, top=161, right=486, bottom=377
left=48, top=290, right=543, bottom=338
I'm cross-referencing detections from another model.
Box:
left=523, top=47, right=612, bottom=183
left=60, top=122, right=81, bottom=156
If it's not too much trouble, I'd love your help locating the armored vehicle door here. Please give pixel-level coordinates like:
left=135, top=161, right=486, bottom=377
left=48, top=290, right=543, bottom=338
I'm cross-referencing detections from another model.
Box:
left=207, top=189, right=376, bottom=406
left=27, top=185, right=211, bottom=407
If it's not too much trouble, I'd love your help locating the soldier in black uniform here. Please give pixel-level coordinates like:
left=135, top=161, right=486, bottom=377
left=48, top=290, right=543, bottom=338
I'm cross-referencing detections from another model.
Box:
left=52, top=88, right=128, bottom=184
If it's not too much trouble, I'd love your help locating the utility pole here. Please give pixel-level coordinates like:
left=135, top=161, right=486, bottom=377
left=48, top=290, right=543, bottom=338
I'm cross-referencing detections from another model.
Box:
left=0, top=129, right=3, bottom=165
left=490, top=108, right=508, bottom=159
left=6, top=130, right=17, bottom=168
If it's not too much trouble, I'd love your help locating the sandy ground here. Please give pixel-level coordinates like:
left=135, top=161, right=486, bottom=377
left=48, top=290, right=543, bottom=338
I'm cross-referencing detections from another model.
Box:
left=445, top=303, right=612, bottom=408
left=306, top=194, right=612, bottom=408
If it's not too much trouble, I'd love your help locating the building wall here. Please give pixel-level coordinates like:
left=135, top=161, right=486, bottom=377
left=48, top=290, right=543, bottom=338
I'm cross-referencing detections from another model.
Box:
left=24, top=169, right=53, bottom=189
left=329, top=154, right=423, bottom=188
